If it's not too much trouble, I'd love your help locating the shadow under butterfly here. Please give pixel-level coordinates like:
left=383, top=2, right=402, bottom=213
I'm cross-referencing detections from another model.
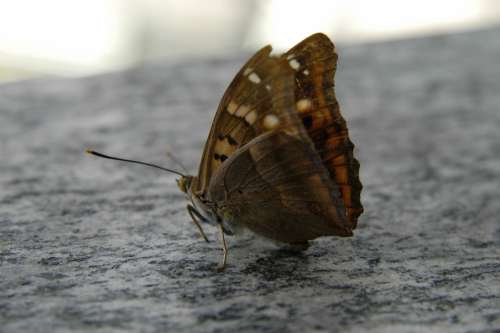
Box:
left=87, top=33, right=363, bottom=271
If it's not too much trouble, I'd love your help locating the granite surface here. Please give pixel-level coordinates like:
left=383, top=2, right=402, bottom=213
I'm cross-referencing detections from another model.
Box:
left=1, top=27, right=500, bottom=333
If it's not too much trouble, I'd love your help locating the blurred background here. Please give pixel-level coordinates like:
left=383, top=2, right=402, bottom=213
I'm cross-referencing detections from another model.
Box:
left=1, top=0, right=499, bottom=83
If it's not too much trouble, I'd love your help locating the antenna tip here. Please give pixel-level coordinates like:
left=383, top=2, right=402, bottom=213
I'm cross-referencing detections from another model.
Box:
left=85, top=148, right=95, bottom=155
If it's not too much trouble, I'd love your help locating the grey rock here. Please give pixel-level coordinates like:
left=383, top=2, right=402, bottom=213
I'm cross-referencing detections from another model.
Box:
left=1, top=27, right=500, bottom=333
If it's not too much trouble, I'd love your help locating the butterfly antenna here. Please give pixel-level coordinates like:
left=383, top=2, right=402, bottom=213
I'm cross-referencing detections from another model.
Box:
left=85, top=149, right=185, bottom=177
left=165, top=150, right=188, bottom=174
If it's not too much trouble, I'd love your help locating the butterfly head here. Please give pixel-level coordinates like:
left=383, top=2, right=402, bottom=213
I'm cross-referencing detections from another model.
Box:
left=176, top=175, right=193, bottom=194
left=177, top=176, right=216, bottom=221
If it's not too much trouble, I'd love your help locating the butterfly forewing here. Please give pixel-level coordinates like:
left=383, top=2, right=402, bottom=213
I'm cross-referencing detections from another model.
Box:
left=283, top=33, right=363, bottom=229
left=195, top=47, right=307, bottom=195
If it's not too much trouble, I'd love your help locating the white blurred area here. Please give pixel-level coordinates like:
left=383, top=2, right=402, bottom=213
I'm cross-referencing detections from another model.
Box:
left=0, top=0, right=499, bottom=83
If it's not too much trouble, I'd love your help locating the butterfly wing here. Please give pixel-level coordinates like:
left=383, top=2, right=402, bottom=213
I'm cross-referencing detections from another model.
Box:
left=194, top=45, right=306, bottom=194
left=283, top=33, right=363, bottom=229
left=207, top=130, right=352, bottom=243
left=194, top=33, right=362, bottom=236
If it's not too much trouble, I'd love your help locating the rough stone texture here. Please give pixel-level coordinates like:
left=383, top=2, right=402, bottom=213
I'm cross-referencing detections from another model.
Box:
left=1, top=27, right=500, bottom=333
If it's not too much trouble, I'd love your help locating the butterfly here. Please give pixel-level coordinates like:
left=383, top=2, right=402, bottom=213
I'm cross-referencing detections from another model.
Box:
left=87, top=33, right=363, bottom=271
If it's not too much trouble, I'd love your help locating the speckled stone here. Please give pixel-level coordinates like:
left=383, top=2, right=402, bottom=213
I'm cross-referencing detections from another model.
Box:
left=1, top=27, right=500, bottom=333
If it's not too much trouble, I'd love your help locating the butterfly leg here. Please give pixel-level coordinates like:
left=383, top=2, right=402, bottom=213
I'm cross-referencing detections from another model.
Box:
left=216, top=223, right=228, bottom=272
left=186, top=204, right=209, bottom=243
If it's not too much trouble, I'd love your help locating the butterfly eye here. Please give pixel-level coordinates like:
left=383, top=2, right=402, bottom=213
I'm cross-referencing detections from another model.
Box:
left=176, top=178, right=186, bottom=193
left=176, top=176, right=192, bottom=193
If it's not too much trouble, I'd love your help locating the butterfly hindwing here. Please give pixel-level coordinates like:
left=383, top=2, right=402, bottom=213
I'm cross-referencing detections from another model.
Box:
left=207, top=130, right=352, bottom=242
left=283, top=33, right=363, bottom=229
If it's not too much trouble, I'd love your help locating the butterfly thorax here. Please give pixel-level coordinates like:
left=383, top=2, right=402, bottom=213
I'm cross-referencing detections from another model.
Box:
left=178, top=176, right=212, bottom=219
left=179, top=175, right=236, bottom=235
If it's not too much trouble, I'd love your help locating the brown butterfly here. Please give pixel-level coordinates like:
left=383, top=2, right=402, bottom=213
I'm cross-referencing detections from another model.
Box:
left=87, top=33, right=363, bottom=271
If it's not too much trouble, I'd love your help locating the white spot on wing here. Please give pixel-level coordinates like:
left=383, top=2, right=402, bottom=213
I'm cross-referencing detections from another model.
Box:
left=265, top=84, right=271, bottom=91
left=243, top=67, right=252, bottom=76
left=245, top=110, right=257, bottom=125
left=235, top=105, right=250, bottom=117
left=296, top=98, right=312, bottom=112
left=303, top=69, right=310, bottom=75
left=286, top=53, right=295, bottom=60
left=215, top=139, right=232, bottom=156
left=227, top=101, right=238, bottom=114
left=289, top=59, right=300, bottom=70
left=263, top=114, right=280, bottom=129
left=248, top=72, right=261, bottom=84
